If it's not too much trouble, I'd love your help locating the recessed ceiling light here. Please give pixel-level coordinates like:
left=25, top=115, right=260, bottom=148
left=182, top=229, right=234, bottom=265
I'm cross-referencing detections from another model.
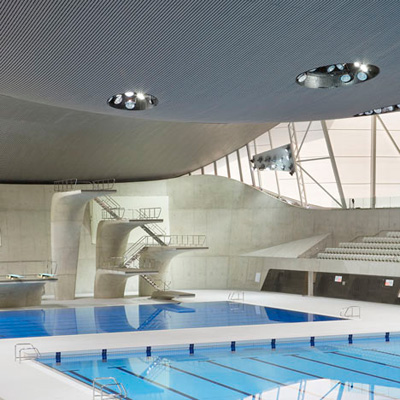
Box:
left=296, top=62, right=379, bottom=89
left=108, top=91, right=159, bottom=111
left=373, top=108, right=382, bottom=114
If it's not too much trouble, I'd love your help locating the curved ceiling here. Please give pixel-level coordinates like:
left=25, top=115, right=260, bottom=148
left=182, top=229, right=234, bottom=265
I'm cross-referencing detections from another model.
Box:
left=0, top=95, right=274, bottom=183
left=1, top=1, right=400, bottom=182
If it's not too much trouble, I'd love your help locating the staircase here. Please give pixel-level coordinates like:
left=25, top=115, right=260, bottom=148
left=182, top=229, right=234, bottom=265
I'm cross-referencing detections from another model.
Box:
left=94, top=195, right=125, bottom=220
left=94, top=195, right=168, bottom=291
left=317, top=231, right=400, bottom=262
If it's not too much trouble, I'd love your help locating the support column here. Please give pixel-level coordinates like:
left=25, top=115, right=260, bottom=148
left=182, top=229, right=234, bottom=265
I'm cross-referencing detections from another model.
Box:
left=307, top=271, right=314, bottom=296
left=94, top=219, right=161, bottom=298
left=51, top=190, right=114, bottom=300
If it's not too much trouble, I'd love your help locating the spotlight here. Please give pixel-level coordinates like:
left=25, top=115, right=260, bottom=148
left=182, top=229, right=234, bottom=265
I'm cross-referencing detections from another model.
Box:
left=360, top=64, right=368, bottom=72
left=373, top=108, right=382, bottom=114
left=340, top=74, right=352, bottom=83
left=327, top=65, right=336, bottom=73
left=125, top=100, right=136, bottom=109
left=336, top=64, right=344, bottom=70
left=364, top=110, right=373, bottom=115
left=137, top=92, right=146, bottom=100
left=297, top=73, right=307, bottom=83
left=354, top=62, right=361, bottom=67
left=114, top=95, right=123, bottom=104
left=357, top=72, right=368, bottom=81
left=124, top=91, right=134, bottom=97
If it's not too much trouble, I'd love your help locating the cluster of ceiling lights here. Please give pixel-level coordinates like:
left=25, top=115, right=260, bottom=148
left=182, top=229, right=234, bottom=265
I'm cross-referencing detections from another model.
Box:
left=107, top=91, right=158, bottom=111
left=251, top=144, right=295, bottom=175
left=296, top=62, right=379, bottom=89
left=355, top=103, right=400, bottom=117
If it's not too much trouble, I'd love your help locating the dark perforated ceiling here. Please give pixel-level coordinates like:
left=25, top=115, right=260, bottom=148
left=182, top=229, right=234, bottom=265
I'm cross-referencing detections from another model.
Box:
left=1, top=1, right=400, bottom=181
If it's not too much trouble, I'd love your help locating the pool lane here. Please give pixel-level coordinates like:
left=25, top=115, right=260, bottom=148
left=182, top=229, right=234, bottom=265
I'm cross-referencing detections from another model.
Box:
left=40, top=342, right=400, bottom=400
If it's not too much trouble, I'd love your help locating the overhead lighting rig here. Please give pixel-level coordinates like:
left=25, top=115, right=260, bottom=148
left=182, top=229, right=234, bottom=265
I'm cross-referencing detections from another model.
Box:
left=296, top=62, right=379, bottom=89
left=107, top=91, right=158, bottom=111
left=251, top=144, right=295, bottom=175
left=355, top=103, right=400, bottom=117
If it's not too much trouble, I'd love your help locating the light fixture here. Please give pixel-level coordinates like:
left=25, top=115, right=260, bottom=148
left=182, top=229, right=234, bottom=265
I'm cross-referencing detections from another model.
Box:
left=296, top=62, right=379, bottom=89
left=251, top=144, right=295, bottom=175
left=355, top=101, right=400, bottom=117
left=357, top=71, right=368, bottom=81
left=108, top=91, right=159, bottom=111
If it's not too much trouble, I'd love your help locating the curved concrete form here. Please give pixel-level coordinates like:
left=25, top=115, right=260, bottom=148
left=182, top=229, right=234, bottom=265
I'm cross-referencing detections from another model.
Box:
left=95, top=219, right=161, bottom=268
left=0, top=280, right=55, bottom=308
left=94, top=219, right=162, bottom=298
left=138, top=246, right=208, bottom=296
left=94, top=268, right=159, bottom=298
left=51, top=190, right=114, bottom=300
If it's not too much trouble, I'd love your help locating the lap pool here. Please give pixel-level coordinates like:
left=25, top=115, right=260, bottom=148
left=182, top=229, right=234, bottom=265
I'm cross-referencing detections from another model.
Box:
left=0, top=301, right=341, bottom=339
left=39, top=335, right=400, bottom=400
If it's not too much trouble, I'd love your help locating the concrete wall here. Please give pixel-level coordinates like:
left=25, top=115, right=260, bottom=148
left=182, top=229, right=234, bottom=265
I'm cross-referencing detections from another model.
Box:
left=1, top=176, right=400, bottom=297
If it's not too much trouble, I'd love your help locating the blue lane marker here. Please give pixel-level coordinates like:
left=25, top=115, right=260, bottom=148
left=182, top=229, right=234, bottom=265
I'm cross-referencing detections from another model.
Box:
left=114, top=366, right=198, bottom=400
left=164, top=363, right=253, bottom=397
left=292, top=354, right=400, bottom=384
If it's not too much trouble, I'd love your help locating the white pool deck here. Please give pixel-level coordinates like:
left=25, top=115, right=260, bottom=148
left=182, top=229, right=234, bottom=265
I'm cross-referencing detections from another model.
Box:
left=1, top=290, right=400, bottom=400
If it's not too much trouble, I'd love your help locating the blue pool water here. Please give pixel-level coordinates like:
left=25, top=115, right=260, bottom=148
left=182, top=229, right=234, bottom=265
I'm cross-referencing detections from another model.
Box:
left=0, top=301, right=340, bottom=339
left=40, top=338, right=400, bottom=400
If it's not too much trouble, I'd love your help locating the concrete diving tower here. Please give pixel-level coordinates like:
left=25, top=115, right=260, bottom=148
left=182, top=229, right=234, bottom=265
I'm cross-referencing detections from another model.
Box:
left=95, top=233, right=208, bottom=299
left=138, top=238, right=208, bottom=298
left=94, top=216, right=163, bottom=299
left=51, top=179, right=116, bottom=300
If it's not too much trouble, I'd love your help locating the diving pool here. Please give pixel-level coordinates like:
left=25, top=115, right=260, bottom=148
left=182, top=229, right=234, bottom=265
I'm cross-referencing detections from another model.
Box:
left=40, top=336, right=400, bottom=400
left=0, top=301, right=341, bottom=339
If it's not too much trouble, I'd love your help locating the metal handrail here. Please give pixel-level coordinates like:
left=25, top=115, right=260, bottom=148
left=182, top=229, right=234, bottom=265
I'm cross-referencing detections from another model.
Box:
left=144, top=235, right=207, bottom=247
left=91, top=179, right=115, bottom=191
left=14, top=343, right=41, bottom=363
left=54, top=179, right=78, bottom=192
left=54, top=179, right=115, bottom=192
left=93, top=377, right=127, bottom=400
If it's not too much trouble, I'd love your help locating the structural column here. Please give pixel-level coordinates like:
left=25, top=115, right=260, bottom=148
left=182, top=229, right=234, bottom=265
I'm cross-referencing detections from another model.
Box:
left=51, top=190, right=114, bottom=300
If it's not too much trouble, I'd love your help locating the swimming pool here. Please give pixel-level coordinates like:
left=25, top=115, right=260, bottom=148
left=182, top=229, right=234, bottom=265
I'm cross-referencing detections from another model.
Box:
left=0, top=301, right=341, bottom=339
left=40, top=335, right=400, bottom=400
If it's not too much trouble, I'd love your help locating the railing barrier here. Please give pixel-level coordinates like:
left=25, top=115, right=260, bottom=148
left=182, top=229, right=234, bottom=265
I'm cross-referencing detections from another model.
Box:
left=14, top=343, right=41, bottom=363
left=228, top=291, right=245, bottom=301
left=340, top=305, right=361, bottom=319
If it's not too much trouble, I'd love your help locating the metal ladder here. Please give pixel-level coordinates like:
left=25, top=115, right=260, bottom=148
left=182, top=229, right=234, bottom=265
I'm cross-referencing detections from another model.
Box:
left=92, top=377, right=127, bottom=400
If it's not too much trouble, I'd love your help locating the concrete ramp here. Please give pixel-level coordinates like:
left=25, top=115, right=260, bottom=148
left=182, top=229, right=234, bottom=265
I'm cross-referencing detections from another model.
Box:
left=243, top=233, right=331, bottom=258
